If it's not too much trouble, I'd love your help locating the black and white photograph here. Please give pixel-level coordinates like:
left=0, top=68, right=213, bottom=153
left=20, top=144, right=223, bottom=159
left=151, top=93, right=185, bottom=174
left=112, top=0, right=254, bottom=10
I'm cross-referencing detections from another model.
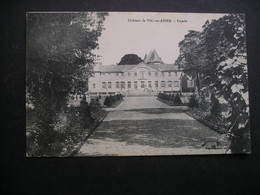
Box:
left=26, top=12, right=250, bottom=157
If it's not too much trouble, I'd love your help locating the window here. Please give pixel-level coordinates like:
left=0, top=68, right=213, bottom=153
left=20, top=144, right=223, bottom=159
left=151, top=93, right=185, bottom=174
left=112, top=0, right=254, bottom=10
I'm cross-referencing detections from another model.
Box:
left=148, top=81, right=152, bottom=88
left=122, top=73, right=124, bottom=77
left=128, top=72, right=131, bottom=76
left=141, top=81, right=145, bottom=88
left=174, top=81, right=179, bottom=87
left=161, top=81, right=165, bottom=87
left=93, top=84, right=95, bottom=89
left=108, top=82, right=112, bottom=88
left=128, top=81, right=131, bottom=88
left=121, top=81, right=125, bottom=88
left=155, top=81, right=158, bottom=88
left=148, top=72, right=151, bottom=76
left=168, top=81, right=172, bottom=88
left=116, top=82, right=119, bottom=88
left=155, top=72, right=158, bottom=77
left=141, top=71, right=145, bottom=78
left=187, top=80, right=194, bottom=87
left=162, top=72, right=165, bottom=77
left=168, top=72, right=171, bottom=76
left=134, top=81, right=137, bottom=89
left=102, top=82, right=106, bottom=89
left=175, top=72, right=178, bottom=76
left=134, top=72, right=137, bottom=76
left=116, top=73, right=119, bottom=76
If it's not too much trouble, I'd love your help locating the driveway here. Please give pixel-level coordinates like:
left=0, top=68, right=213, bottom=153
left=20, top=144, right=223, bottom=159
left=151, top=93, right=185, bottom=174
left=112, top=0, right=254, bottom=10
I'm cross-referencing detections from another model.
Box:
left=77, top=96, right=229, bottom=156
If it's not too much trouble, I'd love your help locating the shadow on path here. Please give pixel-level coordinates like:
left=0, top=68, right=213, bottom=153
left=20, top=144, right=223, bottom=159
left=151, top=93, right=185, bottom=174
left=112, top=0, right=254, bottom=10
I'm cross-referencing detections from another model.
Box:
left=122, top=107, right=187, bottom=114
left=90, top=119, right=228, bottom=149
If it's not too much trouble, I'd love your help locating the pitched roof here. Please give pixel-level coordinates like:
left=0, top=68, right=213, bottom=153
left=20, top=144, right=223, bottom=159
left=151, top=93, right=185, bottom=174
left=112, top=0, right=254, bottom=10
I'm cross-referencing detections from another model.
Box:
left=144, top=49, right=164, bottom=64
left=94, top=64, right=136, bottom=72
left=149, top=64, right=179, bottom=71
left=94, top=63, right=179, bottom=73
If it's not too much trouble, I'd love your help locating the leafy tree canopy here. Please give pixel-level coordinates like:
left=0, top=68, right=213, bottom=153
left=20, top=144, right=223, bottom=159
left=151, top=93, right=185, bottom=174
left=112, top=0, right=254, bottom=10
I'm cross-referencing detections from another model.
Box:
left=118, top=54, right=143, bottom=65
left=26, top=12, right=107, bottom=126
left=175, top=14, right=249, bottom=153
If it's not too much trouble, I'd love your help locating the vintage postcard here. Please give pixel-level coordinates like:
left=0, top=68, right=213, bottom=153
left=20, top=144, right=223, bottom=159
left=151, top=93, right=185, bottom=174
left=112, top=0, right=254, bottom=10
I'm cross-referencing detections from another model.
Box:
left=26, top=12, right=250, bottom=157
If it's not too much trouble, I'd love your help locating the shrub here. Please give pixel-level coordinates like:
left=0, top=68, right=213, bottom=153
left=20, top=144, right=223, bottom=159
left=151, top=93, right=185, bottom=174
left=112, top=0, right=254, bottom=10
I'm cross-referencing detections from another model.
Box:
left=174, top=93, right=183, bottom=106
left=79, top=100, right=92, bottom=128
left=199, top=94, right=210, bottom=111
left=104, top=96, right=112, bottom=107
left=103, top=94, right=123, bottom=107
left=170, top=94, right=175, bottom=101
left=210, top=93, right=221, bottom=117
left=26, top=125, right=64, bottom=157
left=188, top=94, right=199, bottom=108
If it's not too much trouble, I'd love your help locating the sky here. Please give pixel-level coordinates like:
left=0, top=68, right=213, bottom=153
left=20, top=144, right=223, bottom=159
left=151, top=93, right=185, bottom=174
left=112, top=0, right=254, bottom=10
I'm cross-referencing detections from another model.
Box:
left=95, top=12, right=226, bottom=65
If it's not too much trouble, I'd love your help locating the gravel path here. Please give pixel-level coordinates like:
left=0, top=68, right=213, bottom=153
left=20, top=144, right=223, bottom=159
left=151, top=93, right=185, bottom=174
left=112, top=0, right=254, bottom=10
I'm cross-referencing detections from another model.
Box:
left=77, top=96, right=229, bottom=156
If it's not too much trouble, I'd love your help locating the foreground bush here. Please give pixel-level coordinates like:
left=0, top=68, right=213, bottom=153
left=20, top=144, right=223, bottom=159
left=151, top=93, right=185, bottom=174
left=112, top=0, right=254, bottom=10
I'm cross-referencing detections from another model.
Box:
left=157, top=93, right=183, bottom=106
left=26, top=99, right=107, bottom=157
left=186, top=93, right=231, bottom=135
left=104, top=94, right=123, bottom=107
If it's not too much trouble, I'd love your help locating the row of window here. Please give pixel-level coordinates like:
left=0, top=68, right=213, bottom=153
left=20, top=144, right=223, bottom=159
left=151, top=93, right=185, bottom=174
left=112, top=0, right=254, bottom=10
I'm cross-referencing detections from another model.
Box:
left=94, top=81, right=179, bottom=89
left=97, top=71, right=178, bottom=77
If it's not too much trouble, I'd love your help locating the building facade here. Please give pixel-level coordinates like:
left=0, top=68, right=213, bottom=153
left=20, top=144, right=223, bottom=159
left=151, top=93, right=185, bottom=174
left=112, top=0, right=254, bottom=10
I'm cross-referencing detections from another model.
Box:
left=87, top=50, right=194, bottom=96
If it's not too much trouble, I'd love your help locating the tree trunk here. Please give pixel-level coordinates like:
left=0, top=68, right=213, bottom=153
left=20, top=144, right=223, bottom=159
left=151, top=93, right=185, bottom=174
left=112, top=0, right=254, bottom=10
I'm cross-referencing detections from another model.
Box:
left=196, top=72, right=201, bottom=97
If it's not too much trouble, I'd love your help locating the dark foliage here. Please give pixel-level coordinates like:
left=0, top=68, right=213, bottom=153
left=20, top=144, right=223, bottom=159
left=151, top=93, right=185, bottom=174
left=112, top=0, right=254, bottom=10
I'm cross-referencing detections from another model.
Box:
left=229, top=122, right=251, bottom=153
left=210, top=93, right=221, bottom=117
left=158, top=93, right=183, bottom=106
left=174, top=94, right=182, bottom=106
left=118, top=54, right=143, bottom=65
left=26, top=13, right=108, bottom=156
left=175, top=14, right=249, bottom=153
left=26, top=98, right=107, bottom=157
left=188, top=94, right=199, bottom=108
left=103, top=94, right=123, bottom=107
left=199, top=94, right=210, bottom=111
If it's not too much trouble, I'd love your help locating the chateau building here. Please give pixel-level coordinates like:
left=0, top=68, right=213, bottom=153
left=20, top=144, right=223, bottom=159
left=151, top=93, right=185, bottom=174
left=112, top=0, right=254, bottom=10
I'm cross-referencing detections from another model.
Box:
left=87, top=50, right=194, bottom=96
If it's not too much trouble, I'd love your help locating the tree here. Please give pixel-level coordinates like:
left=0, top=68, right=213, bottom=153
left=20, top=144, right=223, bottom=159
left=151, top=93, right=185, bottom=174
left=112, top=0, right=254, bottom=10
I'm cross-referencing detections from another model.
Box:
left=26, top=12, right=108, bottom=155
left=175, top=30, right=206, bottom=96
left=175, top=14, right=250, bottom=153
left=118, top=54, right=143, bottom=65
left=202, top=14, right=250, bottom=153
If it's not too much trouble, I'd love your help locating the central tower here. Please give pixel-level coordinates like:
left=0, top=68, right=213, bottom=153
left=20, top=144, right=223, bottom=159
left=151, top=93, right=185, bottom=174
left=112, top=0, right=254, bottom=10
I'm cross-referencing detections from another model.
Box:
left=143, top=49, right=164, bottom=64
